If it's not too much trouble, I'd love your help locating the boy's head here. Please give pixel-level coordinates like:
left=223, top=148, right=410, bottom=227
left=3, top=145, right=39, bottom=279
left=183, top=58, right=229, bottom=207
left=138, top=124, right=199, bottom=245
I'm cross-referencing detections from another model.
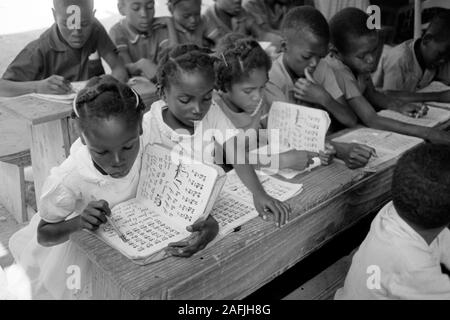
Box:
left=421, top=10, right=450, bottom=69
left=73, top=75, right=145, bottom=179
left=215, top=0, right=243, bottom=17
left=118, top=0, right=155, bottom=33
left=392, top=144, right=450, bottom=230
left=280, top=6, right=329, bottom=78
left=52, top=0, right=95, bottom=49
left=329, top=8, right=380, bottom=74
left=168, top=0, right=201, bottom=32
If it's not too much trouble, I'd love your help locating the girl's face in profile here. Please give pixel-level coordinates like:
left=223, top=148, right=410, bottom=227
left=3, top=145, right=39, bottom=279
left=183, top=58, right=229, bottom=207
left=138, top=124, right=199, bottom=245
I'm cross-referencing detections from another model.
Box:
left=81, top=116, right=142, bottom=179
left=163, top=70, right=214, bottom=131
left=224, top=67, right=268, bottom=114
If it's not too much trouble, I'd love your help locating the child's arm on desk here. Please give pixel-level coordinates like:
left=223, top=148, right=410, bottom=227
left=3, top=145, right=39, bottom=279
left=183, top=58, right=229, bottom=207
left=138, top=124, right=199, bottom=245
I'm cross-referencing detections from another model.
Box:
left=347, top=93, right=450, bottom=145
left=0, top=76, right=72, bottom=97
left=37, top=200, right=109, bottom=247
left=101, top=49, right=129, bottom=83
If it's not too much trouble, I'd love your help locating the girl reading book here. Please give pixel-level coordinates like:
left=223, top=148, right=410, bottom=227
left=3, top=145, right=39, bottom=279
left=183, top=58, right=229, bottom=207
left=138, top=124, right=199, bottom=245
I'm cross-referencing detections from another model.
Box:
left=147, top=44, right=291, bottom=227
left=8, top=75, right=218, bottom=299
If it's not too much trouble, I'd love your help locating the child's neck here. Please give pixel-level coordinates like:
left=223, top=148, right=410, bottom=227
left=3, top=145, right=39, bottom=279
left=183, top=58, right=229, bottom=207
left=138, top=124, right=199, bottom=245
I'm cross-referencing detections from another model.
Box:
left=221, top=93, right=245, bottom=114
left=414, top=38, right=427, bottom=72
left=397, top=208, right=445, bottom=246
left=215, top=4, right=233, bottom=28
left=162, top=108, right=195, bottom=135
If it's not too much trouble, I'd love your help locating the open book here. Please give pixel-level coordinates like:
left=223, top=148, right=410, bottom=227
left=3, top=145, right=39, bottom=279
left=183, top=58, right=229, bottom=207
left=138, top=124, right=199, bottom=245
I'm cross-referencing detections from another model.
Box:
left=332, top=128, right=423, bottom=170
left=254, top=101, right=330, bottom=178
left=417, top=81, right=450, bottom=110
left=378, top=106, right=450, bottom=127
left=211, top=170, right=303, bottom=236
left=94, top=144, right=226, bottom=265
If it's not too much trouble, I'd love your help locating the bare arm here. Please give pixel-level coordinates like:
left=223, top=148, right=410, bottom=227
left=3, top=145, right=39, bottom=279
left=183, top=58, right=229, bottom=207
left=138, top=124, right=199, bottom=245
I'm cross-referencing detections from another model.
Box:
left=0, top=76, right=72, bottom=97
left=102, top=50, right=129, bottom=83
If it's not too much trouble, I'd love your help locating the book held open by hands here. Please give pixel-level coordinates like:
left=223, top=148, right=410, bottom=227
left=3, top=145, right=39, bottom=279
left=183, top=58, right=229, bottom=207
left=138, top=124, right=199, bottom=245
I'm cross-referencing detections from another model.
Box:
left=94, top=144, right=226, bottom=265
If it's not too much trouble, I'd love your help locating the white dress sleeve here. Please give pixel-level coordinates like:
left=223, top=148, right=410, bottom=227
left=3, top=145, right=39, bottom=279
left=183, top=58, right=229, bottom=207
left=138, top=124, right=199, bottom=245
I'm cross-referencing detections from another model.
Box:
left=39, top=167, right=81, bottom=223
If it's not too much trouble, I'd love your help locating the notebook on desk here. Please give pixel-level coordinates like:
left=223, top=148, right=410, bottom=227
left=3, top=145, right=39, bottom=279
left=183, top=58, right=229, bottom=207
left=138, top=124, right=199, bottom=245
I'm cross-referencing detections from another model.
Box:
left=378, top=106, right=450, bottom=127
left=94, top=143, right=226, bottom=265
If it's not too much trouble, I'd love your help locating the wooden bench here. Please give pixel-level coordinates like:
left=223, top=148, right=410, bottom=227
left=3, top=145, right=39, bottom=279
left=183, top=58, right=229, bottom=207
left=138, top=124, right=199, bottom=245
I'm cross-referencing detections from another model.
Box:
left=0, top=109, right=31, bottom=223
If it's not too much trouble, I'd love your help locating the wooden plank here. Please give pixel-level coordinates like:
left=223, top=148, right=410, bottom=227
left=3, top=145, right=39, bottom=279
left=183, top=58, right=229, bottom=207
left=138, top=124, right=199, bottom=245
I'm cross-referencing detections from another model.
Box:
left=0, top=96, right=72, bottom=125
left=0, top=161, right=26, bottom=223
left=29, top=120, right=70, bottom=210
left=0, top=109, right=30, bottom=158
left=283, top=250, right=356, bottom=300
left=71, top=158, right=394, bottom=299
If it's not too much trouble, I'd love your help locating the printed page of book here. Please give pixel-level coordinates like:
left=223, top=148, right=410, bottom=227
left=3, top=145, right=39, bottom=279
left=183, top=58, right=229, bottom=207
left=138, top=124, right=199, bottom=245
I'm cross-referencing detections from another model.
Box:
left=96, top=199, right=189, bottom=261
left=268, top=101, right=331, bottom=153
left=137, top=144, right=225, bottom=230
left=332, top=128, right=423, bottom=169
left=378, top=107, right=450, bottom=127
left=212, top=170, right=303, bottom=235
left=417, top=81, right=450, bottom=110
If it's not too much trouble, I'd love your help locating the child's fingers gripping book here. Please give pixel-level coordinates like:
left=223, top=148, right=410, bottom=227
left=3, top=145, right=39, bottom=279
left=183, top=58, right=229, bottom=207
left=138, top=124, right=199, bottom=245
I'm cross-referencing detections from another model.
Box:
left=377, top=106, right=450, bottom=127
left=211, top=170, right=303, bottom=236
left=94, top=143, right=227, bottom=265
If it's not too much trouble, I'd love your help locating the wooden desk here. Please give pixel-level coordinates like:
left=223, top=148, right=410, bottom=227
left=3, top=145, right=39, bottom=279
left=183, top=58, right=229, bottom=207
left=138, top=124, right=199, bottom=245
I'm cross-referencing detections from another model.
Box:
left=70, top=154, right=395, bottom=299
left=0, top=81, right=158, bottom=210
left=70, top=118, right=450, bottom=300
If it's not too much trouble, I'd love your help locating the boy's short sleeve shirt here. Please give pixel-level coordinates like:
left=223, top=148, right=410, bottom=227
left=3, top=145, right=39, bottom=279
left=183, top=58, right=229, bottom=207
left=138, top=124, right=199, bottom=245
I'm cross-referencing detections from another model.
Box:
left=109, top=18, right=169, bottom=64
left=265, top=53, right=344, bottom=105
left=375, top=39, right=436, bottom=92
left=324, top=55, right=367, bottom=100
left=2, top=18, right=115, bottom=82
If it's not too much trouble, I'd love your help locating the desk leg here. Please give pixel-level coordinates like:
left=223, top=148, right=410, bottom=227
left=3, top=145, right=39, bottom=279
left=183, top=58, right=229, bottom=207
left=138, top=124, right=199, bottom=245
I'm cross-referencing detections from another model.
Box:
left=29, top=119, right=71, bottom=210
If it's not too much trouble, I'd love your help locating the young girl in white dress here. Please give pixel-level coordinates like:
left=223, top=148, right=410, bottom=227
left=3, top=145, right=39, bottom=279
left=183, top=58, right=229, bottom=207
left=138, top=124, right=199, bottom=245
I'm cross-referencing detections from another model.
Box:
left=8, top=75, right=218, bottom=299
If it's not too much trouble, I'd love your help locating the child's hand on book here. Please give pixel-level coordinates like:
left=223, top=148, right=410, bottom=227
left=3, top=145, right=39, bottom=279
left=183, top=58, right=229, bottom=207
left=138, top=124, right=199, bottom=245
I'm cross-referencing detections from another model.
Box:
left=166, top=215, right=219, bottom=257
left=319, top=143, right=336, bottom=166
left=279, top=149, right=318, bottom=170
left=388, top=100, right=428, bottom=118
left=36, top=75, right=73, bottom=94
left=335, top=142, right=376, bottom=169
left=79, top=200, right=110, bottom=231
left=253, top=192, right=291, bottom=228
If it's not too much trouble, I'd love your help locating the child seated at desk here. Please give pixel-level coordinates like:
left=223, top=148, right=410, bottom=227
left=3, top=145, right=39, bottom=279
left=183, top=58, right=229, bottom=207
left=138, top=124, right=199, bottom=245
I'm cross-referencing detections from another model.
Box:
left=0, top=0, right=128, bottom=97
left=325, top=8, right=450, bottom=145
left=336, top=143, right=450, bottom=299
left=109, top=0, right=177, bottom=81
left=243, top=0, right=294, bottom=33
left=202, top=0, right=283, bottom=49
left=373, top=10, right=450, bottom=104
left=214, top=36, right=334, bottom=169
left=149, top=44, right=290, bottom=227
left=264, top=6, right=374, bottom=169
left=167, top=0, right=213, bottom=48
left=8, top=75, right=218, bottom=299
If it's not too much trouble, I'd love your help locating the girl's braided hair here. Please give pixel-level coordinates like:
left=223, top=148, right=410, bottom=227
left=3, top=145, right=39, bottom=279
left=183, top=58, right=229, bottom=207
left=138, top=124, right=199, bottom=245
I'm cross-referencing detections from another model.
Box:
left=72, top=75, right=145, bottom=131
left=214, top=37, right=272, bottom=92
left=156, top=44, right=218, bottom=96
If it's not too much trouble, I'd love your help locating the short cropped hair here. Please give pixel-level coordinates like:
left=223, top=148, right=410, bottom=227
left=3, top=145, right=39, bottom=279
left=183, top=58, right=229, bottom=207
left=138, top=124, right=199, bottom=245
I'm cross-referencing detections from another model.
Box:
left=425, top=9, right=450, bottom=43
left=329, top=7, right=375, bottom=55
left=392, top=143, right=450, bottom=229
left=280, top=6, right=329, bottom=42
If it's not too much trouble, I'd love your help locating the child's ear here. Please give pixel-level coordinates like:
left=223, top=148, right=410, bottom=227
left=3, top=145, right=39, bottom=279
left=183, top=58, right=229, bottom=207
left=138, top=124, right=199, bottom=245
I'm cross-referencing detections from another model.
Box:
left=51, top=8, right=57, bottom=23
left=168, top=3, right=174, bottom=14
left=117, top=2, right=126, bottom=16
left=422, top=33, right=433, bottom=47
left=74, top=120, right=86, bottom=145
left=280, top=38, right=288, bottom=53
